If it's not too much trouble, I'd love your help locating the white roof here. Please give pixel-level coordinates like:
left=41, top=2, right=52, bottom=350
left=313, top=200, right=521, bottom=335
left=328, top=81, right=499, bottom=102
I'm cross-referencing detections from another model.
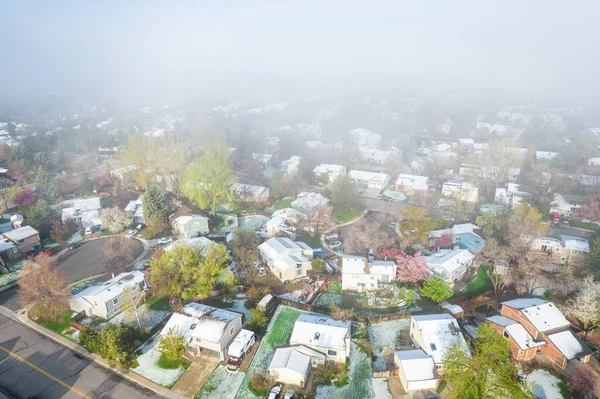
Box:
left=560, top=235, right=590, bottom=252
left=228, top=329, right=255, bottom=357
left=348, top=170, right=389, bottom=184
left=396, top=174, right=429, bottom=191
left=291, top=192, right=329, bottom=213
left=177, top=302, right=242, bottom=343
left=369, top=260, right=396, bottom=276
left=487, top=316, right=545, bottom=350
left=342, top=255, right=369, bottom=275
left=74, top=271, right=145, bottom=303
left=124, top=195, right=143, bottom=212
left=411, top=314, right=470, bottom=364
left=486, top=315, right=517, bottom=327
left=165, top=236, right=218, bottom=257
left=546, top=330, right=590, bottom=360
left=290, top=314, right=351, bottom=351
left=429, top=223, right=481, bottom=238
left=313, top=164, right=344, bottom=174
left=230, top=183, right=268, bottom=196
left=459, top=138, right=474, bottom=145
left=501, top=299, right=570, bottom=332
left=174, top=214, right=208, bottom=226
left=272, top=208, right=302, bottom=224
left=439, top=302, right=463, bottom=315
left=536, top=151, right=558, bottom=160
left=160, top=312, right=200, bottom=342
left=394, top=350, right=436, bottom=382
left=3, top=225, right=39, bottom=242
left=72, top=197, right=102, bottom=211
left=258, top=237, right=312, bottom=272
left=269, top=347, right=311, bottom=377
left=426, top=249, right=474, bottom=273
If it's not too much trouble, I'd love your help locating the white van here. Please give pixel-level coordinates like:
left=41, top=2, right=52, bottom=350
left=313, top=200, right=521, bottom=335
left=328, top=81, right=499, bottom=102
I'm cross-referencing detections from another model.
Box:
left=226, top=329, right=255, bottom=371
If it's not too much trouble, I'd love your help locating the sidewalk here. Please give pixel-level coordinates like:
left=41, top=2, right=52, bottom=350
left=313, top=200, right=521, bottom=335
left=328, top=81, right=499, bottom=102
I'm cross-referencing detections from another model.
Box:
left=0, top=306, right=187, bottom=399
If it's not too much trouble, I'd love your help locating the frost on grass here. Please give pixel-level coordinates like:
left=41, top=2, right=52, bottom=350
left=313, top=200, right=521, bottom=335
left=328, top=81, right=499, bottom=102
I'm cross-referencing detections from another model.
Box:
left=312, top=292, right=343, bottom=308
left=368, top=319, right=410, bottom=371
left=372, top=378, right=393, bottom=399
left=62, top=327, right=81, bottom=343
left=131, top=337, right=187, bottom=388
left=108, top=304, right=170, bottom=330
left=234, top=306, right=301, bottom=399
left=196, top=366, right=245, bottom=399
left=316, top=342, right=375, bottom=399
left=526, top=369, right=564, bottom=399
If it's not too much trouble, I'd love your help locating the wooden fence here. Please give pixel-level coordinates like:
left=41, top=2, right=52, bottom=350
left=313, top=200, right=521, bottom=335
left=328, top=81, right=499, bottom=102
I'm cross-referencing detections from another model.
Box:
left=372, top=369, right=398, bottom=378
left=307, top=270, right=342, bottom=282
left=238, top=210, right=272, bottom=217
left=70, top=312, right=87, bottom=331
left=355, top=312, right=411, bottom=324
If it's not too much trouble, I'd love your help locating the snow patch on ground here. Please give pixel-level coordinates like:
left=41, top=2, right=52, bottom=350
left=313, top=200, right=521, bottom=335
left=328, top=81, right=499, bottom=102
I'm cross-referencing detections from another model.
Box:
left=108, top=304, right=170, bottom=330
left=131, top=337, right=186, bottom=387
left=0, top=268, right=25, bottom=287
left=63, top=327, right=81, bottom=342
left=197, top=366, right=245, bottom=399
left=368, top=319, right=410, bottom=371
left=311, top=292, right=342, bottom=307
left=372, top=378, right=393, bottom=399
left=526, top=369, right=564, bottom=399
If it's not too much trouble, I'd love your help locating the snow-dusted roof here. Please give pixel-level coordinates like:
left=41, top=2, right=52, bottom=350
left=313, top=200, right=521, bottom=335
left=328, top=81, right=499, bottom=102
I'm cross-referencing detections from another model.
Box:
left=291, top=192, right=329, bottom=213
left=551, top=193, right=572, bottom=212
left=124, top=195, right=143, bottom=212
left=487, top=316, right=545, bottom=350
left=394, top=350, right=436, bottom=382
left=160, top=312, right=200, bottom=342
left=230, top=183, right=268, bottom=196
left=74, top=271, right=145, bottom=303
left=411, top=314, right=469, bottom=364
left=313, top=164, right=344, bottom=174
left=258, top=237, right=312, bottom=272
left=426, top=249, right=474, bottom=273
left=272, top=208, right=302, bottom=224
left=268, top=347, right=311, bottom=377
left=342, top=256, right=369, bottom=275
left=369, top=260, right=396, bottom=276
left=72, top=197, right=101, bottom=211
left=174, top=214, right=208, bottom=226
left=501, top=299, right=570, bottom=332
left=429, top=223, right=481, bottom=238
left=3, top=225, right=39, bottom=242
left=546, top=330, right=591, bottom=360
left=439, top=302, right=463, bottom=315
left=165, top=236, right=218, bottom=257
left=536, top=151, right=558, bottom=160
left=487, top=315, right=517, bottom=327
left=396, top=174, right=429, bottom=191
left=290, top=314, right=351, bottom=351
left=348, top=170, right=389, bottom=184
left=560, top=235, right=590, bottom=252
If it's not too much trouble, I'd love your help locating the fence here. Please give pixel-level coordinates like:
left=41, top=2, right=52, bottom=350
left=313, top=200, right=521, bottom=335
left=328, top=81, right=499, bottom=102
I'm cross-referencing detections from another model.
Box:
left=306, top=270, right=342, bottom=282
left=238, top=210, right=273, bottom=217
left=276, top=297, right=314, bottom=312
left=70, top=312, right=87, bottom=331
left=355, top=312, right=411, bottom=324
left=372, top=369, right=398, bottom=378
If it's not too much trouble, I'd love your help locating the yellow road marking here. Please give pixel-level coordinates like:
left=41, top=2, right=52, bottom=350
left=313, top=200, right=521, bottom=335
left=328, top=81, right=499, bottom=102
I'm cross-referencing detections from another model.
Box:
left=0, top=344, right=93, bottom=399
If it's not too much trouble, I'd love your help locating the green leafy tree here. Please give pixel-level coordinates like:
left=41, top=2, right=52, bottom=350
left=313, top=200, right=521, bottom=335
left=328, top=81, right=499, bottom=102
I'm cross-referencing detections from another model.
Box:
left=398, top=206, right=433, bottom=246
left=444, top=323, right=533, bottom=399
left=181, top=141, right=233, bottom=216
left=475, top=212, right=503, bottom=238
left=79, top=325, right=139, bottom=368
left=248, top=306, right=269, bottom=332
left=22, top=199, right=57, bottom=238
left=142, top=185, right=169, bottom=226
left=331, top=174, right=361, bottom=214
left=420, top=277, right=453, bottom=303
left=158, top=332, right=185, bottom=362
left=587, top=236, right=600, bottom=280
left=311, top=257, right=327, bottom=273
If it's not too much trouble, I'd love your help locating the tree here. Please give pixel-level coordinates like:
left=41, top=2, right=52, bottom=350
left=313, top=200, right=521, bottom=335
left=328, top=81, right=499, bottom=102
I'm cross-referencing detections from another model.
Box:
left=104, top=238, right=136, bottom=277
left=420, top=278, right=453, bottom=303
left=50, top=218, right=76, bottom=244
left=434, top=234, right=454, bottom=249
left=578, top=201, right=600, bottom=222
left=250, top=368, right=276, bottom=392
left=311, top=257, right=327, bottom=273
left=247, top=285, right=271, bottom=303
left=566, top=276, right=600, bottom=330
left=588, top=236, right=600, bottom=280
left=181, top=141, right=233, bottom=216
left=79, top=324, right=139, bottom=368
left=344, top=219, right=395, bottom=254
left=570, top=365, right=597, bottom=399
left=14, top=188, right=41, bottom=207
left=17, top=254, right=70, bottom=322
left=22, top=199, right=57, bottom=238
left=475, top=212, right=503, bottom=238
left=0, top=177, right=14, bottom=213
left=158, top=332, right=185, bottom=363
left=504, top=204, right=549, bottom=262
left=396, top=251, right=429, bottom=284
left=142, top=185, right=169, bottom=226
left=479, top=238, right=508, bottom=306
left=34, top=165, right=59, bottom=202
left=248, top=306, right=269, bottom=332
left=100, top=207, right=133, bottom=233
left=398, top=206, right=433, bottom=246
left=96, top=172, right=115, bottom=192
left=444, top=323, right=533, bottom=399
left=330, top=174, right=361, bottom=214
left=375, top=247, right=401, bottom=261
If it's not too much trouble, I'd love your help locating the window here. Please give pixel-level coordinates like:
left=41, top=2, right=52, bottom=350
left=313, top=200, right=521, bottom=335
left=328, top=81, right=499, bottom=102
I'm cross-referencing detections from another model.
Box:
left=131, top=285, right=137, bottom=291
left=430, top=343, right=437, bottom=351
left=455, top=237, right=461, bottom=242
left=18, top=239, right=24, bottom=243
left=112, top=298, right=119, bottom=305
left=230, top=327, right=234, bottom=336
left=314, top=332, right=320, bottom=340
left=435, top=364, right=442, bottom=370
left=190, top=324, right=197, bottom=330
left=327, top=350, right=337, bottom=356
left=503, top=330, right=510, bottom=339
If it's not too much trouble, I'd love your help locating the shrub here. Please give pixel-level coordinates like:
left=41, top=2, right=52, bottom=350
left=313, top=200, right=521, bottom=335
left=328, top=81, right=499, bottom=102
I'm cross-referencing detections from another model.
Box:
left=250, top=367, right=276, bottom=392
left=570, top=365, right=596, bottom=398
left=314, top=362, right=349, bottom=387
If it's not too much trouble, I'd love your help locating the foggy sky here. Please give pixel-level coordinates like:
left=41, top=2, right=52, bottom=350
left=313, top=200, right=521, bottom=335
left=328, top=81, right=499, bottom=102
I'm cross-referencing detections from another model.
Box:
left=1, top=1, right=599, bottom=105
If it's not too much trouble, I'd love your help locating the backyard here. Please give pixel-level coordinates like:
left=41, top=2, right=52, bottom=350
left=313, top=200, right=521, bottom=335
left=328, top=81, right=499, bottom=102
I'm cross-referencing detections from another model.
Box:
left=272, top=197, right=293, bottom=210
left=367, top=319, right=410, bottom=371
left=459, top=265, right=493, bottom=298
left=131, top=336, right=189, bottom=388
left=312, top=291, right=365, bottom=310
left=333, top=208, right=363, bottom=223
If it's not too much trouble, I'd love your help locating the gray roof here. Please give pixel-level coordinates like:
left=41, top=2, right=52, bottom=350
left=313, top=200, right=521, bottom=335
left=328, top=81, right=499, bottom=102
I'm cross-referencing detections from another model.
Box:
left=4, top=226, right=39, bottom=242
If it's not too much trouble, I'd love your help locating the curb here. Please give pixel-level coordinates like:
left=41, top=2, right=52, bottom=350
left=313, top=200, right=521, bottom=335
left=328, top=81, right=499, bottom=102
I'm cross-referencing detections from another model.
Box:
left=1, top=307, right=187, bottom=399
left=0, top=282, right=17, bottom=294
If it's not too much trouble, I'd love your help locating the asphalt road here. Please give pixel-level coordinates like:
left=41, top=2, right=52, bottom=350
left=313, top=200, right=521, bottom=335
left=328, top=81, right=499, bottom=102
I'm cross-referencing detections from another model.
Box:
left=0, top=313, right=161, bottom=399
left=550, top=225, right=593, bottom=240
left=0, top=237, right=144, bottom=312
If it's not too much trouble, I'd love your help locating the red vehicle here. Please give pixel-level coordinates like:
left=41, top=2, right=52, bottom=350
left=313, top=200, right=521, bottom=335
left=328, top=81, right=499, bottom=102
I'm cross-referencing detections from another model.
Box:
left=39, top=248, right=55, bottom=256
left=552, top=212, right=560, bottom=225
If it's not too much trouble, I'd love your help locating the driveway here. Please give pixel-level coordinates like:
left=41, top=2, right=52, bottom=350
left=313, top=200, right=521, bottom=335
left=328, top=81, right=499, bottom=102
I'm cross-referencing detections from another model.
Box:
left=171, top=352, right=220, bottom=398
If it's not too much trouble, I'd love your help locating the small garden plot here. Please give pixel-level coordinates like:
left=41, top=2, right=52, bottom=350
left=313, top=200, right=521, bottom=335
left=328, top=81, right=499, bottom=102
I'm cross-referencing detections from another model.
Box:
left=313, top=292, right=343, bottom=308
left=234, top=306, right=301, bottom=399
left=526, top=369, right=566, bottom=399
left=278, top=281, right=323, bottom=304
left=108, top=303, right=170, bottom=331
left=368, top=319, right=410, bottom=371
left=131, top=337, right=188, bottom=388
left=0, top=260, right=26, bottom=287
left=316, top=342, right=378, bottom=399
left=196, top=366, right=245, bottom=399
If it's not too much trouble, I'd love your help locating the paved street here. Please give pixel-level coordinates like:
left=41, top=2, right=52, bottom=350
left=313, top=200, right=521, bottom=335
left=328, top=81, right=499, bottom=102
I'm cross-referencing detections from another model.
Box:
left=0, top=312, right=162, bottom=399
left=550, top=225, right=593, bottom=240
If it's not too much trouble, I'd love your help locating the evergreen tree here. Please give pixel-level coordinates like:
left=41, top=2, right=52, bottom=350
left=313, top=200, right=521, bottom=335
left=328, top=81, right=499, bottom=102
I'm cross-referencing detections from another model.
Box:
left=34, top=166, right=59, bottom=202
left=142, top=185, right=169, bottom=226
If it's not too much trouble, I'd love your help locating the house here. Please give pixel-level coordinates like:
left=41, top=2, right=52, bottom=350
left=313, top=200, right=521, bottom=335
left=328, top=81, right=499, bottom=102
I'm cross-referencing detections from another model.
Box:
left=268, top=345, right=325, bottom=387
left=252, top=153, right=273, bottom=169
left=341, top=255, right=396, bottom=292
left=348, top=170, right=390, bottom=189
left=262, top=136, right=280, bottom=155
left=358, top=145, right=400, bottom=164
left=230, top=183, right=270, bottom=204
left=173, top=214, right=209, bottom=239
left=409, top=314, right=470, bottom=373
left=291, top=192, right=329, bottom=215
left=395, top=174, right=429, bottom=194
left=429, top=223, right=485, bottom=253
left=394, top=350, right=439, bottom=392
left=312, top=164, right=346, bottom=183
left=160, top=302, right=243, bottom=360
left=263, top=216, right=296, bottom=238
left=588, top=157, right=600, bottom=166
left=487, top=298, right=592, bottom=368
left=441, top=181, right=478, bottom=202
left=110, top=165, right=138, bottom=185
left=349, top=127, right=381, bottom=146
left=494, top=183, right=531, bottom=209
left=61, top=197, right=102, bottom=229
left=459, top=138, right=474, bottom=149
left=425, top=249, right=474, bottom=283
left=165, top=236, right=221, bottom=257
left=124, top=195, right=144, bottom=224
left=258, top=237, right=313, bottom=282
left=69, top=271, right=145, bottom=320
left=2, top=226, right=40, bottom=257
left=536, top=151, right=559, bottom=161
left=531, top=235, right=589, bottom=264
left=549, top=193, right=577, bottom=217
left=289, top=314, right=351, bottom=364
left=271, top=208, right=303, bottom=225
left=0, top=235, right=18, bottom=261
left=281, top=156, right=302, bottom=175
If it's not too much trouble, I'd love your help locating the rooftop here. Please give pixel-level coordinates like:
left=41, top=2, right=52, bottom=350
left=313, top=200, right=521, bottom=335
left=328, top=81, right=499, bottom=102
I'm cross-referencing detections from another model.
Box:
left=394, top=350, right=436, bottom=382
left=546, top=330, right=592, bottom=360
left=426, top=248, right=474, bottom=272
left=501, top=298, right=570, bottom=332
left=290, top=314, right=351, bottom=351
left=348, top=170, right=389, bottom=183
left=269, top=347, right=311, bottom=377
left=3, top=225, right=39, bottom=242
left=411, top=314, right=470, bottom=364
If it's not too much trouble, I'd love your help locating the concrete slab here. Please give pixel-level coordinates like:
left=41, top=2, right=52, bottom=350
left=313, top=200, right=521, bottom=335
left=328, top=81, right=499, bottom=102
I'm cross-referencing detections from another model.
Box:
left=171, top=353, right=220, bottom=398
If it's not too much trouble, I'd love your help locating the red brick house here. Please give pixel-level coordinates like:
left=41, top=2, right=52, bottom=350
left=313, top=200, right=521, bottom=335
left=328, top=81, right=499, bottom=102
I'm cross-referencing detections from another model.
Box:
left=487, top=298, right=592, bottom=368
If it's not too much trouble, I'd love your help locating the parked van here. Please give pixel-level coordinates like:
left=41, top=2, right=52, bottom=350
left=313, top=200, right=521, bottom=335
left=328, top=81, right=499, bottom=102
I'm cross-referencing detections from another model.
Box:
left=552, top=212, right=560, bottom=224
left=258, top=294, right=276, bottom=313
left=226, top=329, right=255, bottom=371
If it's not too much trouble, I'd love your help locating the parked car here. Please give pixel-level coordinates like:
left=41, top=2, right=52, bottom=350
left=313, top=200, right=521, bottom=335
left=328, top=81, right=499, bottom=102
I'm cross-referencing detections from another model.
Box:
left=84, top=226, right=93, bottom=235
left=329, top=240, right=342, bottom=250
left=267, top=385, right=282, bottom=399
left=389, top=221, right=396, bottom=229
left=324, top=232, right=339, bottom=241
left=284, top=389, right=295, bottom=399
left=157, top=237, right=173, bottom=245
left=125, top=230, right=138, bottom=238
left=313, top=247, right=325, bottom=255
left=441, top=215, right=455, bottom=222
left=39, top=248, right=55, bottom=256
left=68, top=242, right=83, bottom=250
left=552, top=211, right=560, bottom=224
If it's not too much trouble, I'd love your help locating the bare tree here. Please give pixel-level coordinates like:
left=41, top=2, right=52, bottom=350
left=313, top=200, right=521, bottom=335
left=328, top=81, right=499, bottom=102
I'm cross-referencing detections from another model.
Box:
left=0, top=177, right=14, bottom=213
left=17, top=254, right=70, bottom=322
left=344, top=219, right=395, bottom=254
left=479, top=238, right=509, bottom=305
left=104, top=238, right=136, bottom=276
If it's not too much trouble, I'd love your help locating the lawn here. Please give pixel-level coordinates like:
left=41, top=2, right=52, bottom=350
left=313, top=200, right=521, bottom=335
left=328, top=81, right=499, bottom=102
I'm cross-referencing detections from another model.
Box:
left=42, top=311, right=75, bottom=334
left=460, top=265, right=493, bottom=298
left=568, top=220, right=597, bottom=231
left=131, top=337, right=189, bottom=388
left=312, top=291, right=364, bottom=310
left=273, top=198, right=293, bottom=210
left=145, top=296, right=170, bottom=311
left=297, top=232, right=322, bottom=248
left=196, top=366, right=245, bottom=399
left=368, top=319, right=410, bottom=371
left=234, top=306, right=301, bottom=399
left=333, top=208, right=363, bottom=223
